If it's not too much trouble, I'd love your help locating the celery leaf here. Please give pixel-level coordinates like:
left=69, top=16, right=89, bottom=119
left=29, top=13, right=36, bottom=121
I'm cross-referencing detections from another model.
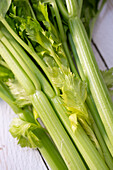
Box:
left=0, top=65, right=14, bottom=81
left=46, top=61, right=89, bottom=129
left=61, top=75, right=89, bottom=127
left=10, top=0, right=33, bottom=18
left=6, top=79, right=31, bottom=107
left=10, top=118, right=41, bottom=148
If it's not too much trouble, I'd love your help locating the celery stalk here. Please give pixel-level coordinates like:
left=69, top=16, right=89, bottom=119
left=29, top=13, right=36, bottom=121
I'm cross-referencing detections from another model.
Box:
left=0, top=18, right=59, bottom=95
left=47, top=0, right=79, bottom=76
left=69, top=16, right=113, bottom=147
left=1, top=25, right=110, bottom=170
left=68, top=33, right=113, bottom=157
left=51, top=96, right=110, bottom=170
left=0, top=83, right=68, bottom=170
left=0, top=40, right=86, bottom=170
left=64, top=0, right=113, bottom=150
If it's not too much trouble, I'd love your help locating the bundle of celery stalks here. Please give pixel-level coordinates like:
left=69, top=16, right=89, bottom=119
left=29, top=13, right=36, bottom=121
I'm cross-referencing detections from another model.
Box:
left=0, top=0, right=113, bottom=169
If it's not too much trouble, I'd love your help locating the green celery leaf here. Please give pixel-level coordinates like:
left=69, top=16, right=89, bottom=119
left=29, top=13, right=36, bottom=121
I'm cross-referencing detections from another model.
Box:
left=45, top=59, right=89, bottom=129
left=0, top=57, right=31, bottom=108
left=7, top=1, right=89, bottom=132
left=8, top=2, right=67, bottom=71
left=44, top=57, right=68, bottom=87
left=62, top=76, right=89, bottom=124
left=9, top=2, right=60, bottom=50
left=11, top=0, right=33, bottom=18
left=69, top=114, right=78, bottom=132
left=9, top=118, right=41, bottom=148
left=9, top=14, right=53, bottom=53
left=21, top=17, right=67, bottom=66
left=0, top=0, right=11, bottom=17
left=101, top=68, right=113, bottom=96
left=25, top=18, right=53, bottom=52
left=37, top=2, right=50, bottom=24
left=5, top=79, right=31, bottom=107
left=6, top=0, right=35, bottom=40
left=33, top=107, right=39, bottom=120
left=34, top=1, right=59, bottom=42
left=0, top=65, right=14, bottom=81
left=30, top=1, right=50, bottom=25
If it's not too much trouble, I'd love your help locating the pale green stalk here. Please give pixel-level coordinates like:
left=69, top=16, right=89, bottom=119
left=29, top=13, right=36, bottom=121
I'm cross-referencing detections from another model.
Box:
left=51, top=96, right=109, bottom=170
left=68, top=26, right=113, bottom=157
left=0, top=18, right=59, bottom=95
left=0, top=13, right=110, bottom=170
left=69, top=17, right=113, bottom=147
left=45, top=0, right=79, bottom=76
left=0, top=83, right=68, bottom=170
left=66, top=0, right=113, bottom=149
left=0, top=39, right=86, bottom=170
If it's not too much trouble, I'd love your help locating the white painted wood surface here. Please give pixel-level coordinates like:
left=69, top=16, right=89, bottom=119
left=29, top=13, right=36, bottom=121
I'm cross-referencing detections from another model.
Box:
left=0, top=1, right=113, bottom=169
left=93, top=0, right=113, bottom=69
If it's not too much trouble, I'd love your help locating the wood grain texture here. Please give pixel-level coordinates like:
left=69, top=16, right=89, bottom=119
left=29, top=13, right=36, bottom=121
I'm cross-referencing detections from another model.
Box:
left=93, top=0, right=113, bottom=68
left=0, top=1, right=113, bottom=170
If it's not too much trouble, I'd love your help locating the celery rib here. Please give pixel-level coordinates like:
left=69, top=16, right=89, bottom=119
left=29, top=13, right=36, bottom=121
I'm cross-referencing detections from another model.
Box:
left=1, top=18, right=59, bottom=95
left=68, top=33, right=113, bottom=157
left=0, top=27, right=55, bottom=98
left=0, top=41, right=35, bottom=95
left=0, top=83, right=68, bottom=170
left=1, top=24, right=110, bottom=169
left=69, top=17, right=113, bottom=147
left=51, top=96, right=109, bottom=170
left=31, top=91, right=86, bottom=170
left=0, top=40, right=86, bottom=170
left=0, top=35, right=41, bottom=90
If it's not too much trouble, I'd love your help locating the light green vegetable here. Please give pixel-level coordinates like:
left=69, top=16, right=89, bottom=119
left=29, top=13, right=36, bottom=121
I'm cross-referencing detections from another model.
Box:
left=0, top=0, right=113, bottom=169
left=0, top=4, right=86, bottom=165
left=2, top=23, right=110, bottom=169
left=0, top=80, right=68, bottom=170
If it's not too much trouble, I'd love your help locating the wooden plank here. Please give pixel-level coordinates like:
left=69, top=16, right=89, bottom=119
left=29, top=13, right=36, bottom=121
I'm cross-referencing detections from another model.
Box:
left=93, top=0, right=113, bottom=68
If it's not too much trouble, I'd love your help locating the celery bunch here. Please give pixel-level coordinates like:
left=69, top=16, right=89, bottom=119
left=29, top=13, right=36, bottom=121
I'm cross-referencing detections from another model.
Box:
left=0, top=0, right=113, bottom=169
